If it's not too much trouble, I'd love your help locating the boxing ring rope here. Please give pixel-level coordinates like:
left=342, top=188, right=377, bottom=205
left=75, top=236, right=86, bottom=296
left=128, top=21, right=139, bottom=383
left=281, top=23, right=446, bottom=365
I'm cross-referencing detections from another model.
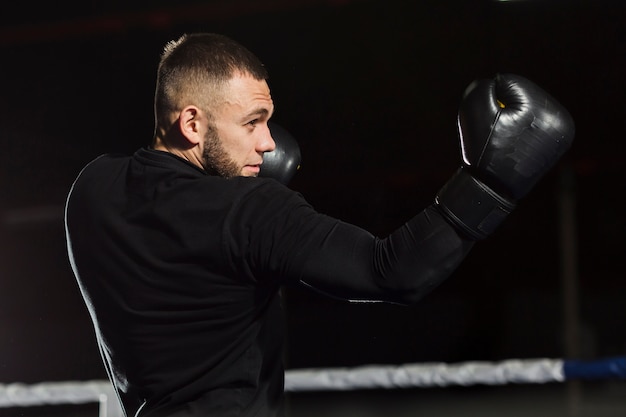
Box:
left=0, top=356, right=624, bottom=417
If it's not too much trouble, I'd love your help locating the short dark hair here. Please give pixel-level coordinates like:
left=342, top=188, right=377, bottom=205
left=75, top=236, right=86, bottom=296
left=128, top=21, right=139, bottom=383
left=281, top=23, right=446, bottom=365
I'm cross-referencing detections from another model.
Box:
left=154, top=33, right=268, bottom=130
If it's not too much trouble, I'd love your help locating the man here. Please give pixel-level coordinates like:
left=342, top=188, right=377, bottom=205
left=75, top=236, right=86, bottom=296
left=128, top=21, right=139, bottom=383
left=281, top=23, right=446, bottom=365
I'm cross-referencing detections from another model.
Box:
left=65, top=33, right=574, bottom=416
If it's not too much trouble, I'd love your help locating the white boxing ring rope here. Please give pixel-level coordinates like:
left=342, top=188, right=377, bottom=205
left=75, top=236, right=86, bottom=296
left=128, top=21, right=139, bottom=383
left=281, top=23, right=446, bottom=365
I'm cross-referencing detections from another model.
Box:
left=0, top=356, right=624, bottom=417
left=285, top=358, right=565, bottom=391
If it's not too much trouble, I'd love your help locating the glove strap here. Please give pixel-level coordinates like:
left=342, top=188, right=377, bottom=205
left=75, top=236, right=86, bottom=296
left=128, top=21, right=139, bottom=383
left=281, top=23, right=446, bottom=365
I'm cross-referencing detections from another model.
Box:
left=435, top=168, right=516, bottom=240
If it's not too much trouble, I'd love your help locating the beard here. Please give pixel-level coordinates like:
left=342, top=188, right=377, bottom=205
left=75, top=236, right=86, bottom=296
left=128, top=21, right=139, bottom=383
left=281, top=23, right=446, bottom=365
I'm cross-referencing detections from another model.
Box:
left=201, top=125, right=241, bottom=178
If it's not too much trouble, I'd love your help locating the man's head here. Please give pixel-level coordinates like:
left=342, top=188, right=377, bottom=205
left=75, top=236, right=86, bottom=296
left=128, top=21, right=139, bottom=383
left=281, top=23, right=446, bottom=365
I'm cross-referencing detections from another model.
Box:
left=152, top=33, right=275, bottom=177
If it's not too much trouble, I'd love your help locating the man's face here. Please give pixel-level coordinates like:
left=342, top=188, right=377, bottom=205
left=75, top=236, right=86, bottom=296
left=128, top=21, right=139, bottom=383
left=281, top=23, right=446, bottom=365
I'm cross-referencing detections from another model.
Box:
left=202, top=72, right=275, bottom=178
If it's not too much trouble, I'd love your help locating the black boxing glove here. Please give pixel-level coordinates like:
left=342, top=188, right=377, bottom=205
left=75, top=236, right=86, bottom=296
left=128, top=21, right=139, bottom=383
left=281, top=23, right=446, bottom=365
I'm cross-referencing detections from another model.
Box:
left=436, top=73, right=575, bottom=240
left=260, top=122, right=301, bottom=185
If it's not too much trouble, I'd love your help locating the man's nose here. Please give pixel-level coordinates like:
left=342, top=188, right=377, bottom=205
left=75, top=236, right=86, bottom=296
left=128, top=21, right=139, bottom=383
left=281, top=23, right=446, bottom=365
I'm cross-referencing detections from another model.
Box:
left=258, top=123, right=276, bottom=153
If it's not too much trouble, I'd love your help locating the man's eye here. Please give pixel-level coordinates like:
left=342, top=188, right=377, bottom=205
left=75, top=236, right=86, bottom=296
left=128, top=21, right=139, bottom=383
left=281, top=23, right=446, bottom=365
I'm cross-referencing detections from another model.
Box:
left=247, top=119, right=258, bottom=126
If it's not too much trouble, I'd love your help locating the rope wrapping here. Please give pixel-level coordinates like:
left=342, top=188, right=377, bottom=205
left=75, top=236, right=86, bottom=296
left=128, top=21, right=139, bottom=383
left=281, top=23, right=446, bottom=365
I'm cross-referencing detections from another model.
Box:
left=0, top=356, right=623, bottom=416
left=284, top=358, right=564, bottom=391
left=0, top=380, right=113, bottom=407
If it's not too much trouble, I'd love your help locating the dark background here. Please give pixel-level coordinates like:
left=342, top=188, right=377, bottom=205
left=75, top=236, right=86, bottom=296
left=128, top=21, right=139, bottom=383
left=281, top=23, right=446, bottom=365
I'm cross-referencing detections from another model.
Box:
left=0, top=0, right=624, bottom=414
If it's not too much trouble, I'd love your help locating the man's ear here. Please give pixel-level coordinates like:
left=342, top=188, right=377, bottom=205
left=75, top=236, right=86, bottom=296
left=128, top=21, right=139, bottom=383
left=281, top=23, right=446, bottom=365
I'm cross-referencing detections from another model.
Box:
left=178, top=105, right=203, bottom=146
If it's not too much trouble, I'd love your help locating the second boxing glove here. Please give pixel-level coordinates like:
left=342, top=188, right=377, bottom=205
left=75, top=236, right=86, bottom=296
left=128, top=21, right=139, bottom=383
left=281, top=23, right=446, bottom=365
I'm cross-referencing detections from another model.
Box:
left=436, top=73, right=575, bottom=240
left=260, top=122, right=302, bottom=185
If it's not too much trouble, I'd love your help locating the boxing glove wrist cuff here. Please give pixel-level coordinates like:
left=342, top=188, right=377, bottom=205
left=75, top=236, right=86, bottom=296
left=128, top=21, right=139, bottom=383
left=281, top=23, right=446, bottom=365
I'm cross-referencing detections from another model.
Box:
left=435, top=168, right=516, bottom=240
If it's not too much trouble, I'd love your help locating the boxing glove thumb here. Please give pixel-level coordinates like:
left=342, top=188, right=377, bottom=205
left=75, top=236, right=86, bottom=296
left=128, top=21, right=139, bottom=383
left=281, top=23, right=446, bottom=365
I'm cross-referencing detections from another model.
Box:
left=436, top=73, right=575, bottom=240
left=260, top=122, right=302, bottom=185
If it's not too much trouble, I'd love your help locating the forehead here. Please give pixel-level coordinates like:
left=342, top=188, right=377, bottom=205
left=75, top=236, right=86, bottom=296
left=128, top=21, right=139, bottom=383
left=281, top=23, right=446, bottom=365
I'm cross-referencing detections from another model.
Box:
left=220, top=72, right=273, bottom=112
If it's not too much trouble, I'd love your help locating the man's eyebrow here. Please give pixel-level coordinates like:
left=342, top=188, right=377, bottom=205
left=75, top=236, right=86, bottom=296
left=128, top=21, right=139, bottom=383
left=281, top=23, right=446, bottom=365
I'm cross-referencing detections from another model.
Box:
left=242, top=107, right=272, bottom=121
